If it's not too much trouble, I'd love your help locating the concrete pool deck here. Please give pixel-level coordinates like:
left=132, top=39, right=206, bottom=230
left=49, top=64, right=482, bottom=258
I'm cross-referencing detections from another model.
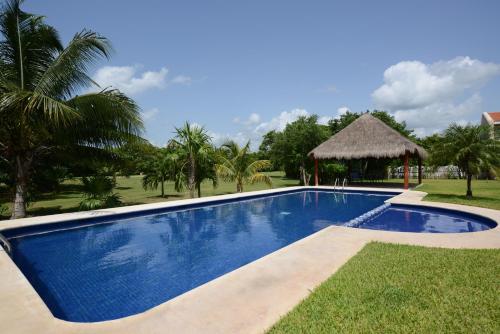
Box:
left=0, top=186, right=499, bottom=334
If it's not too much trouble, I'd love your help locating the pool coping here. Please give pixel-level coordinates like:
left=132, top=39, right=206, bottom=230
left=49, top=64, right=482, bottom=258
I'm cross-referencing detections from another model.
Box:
left=0, top=186, right=499, bottom=334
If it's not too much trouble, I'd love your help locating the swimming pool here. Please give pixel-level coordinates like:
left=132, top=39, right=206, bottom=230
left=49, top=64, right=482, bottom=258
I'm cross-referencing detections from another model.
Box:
left=354, top=204, right=496, bottom=233
left=4, top=190, right=393, bottom=322
left=2, top=189, right=495, bottom=323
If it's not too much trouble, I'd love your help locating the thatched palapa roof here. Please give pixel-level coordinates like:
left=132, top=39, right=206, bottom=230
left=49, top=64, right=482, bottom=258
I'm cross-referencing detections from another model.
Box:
left=309, top=113, right=428, bottom=160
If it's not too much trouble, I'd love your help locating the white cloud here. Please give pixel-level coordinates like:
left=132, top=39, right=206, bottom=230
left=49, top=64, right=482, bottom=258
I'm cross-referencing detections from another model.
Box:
left=94, top=66, right=168, bottom=95
left=233, top=113, right=261, bottom=125
left=394, top=94, right=482, bottom=137
left=318, top=116, right=332, bottom=125
left=171, top=75, right=192, bottom=85
left=248, top=113, right=261, bottom=124
left=336, top=106, right=350, bottom=117
left=93, top=66, right=194, bottom=96
left=372, top=57, right=500, bottom=110
left=372, top=56, right=500, bottom=136
left=254, top=109, right=309, bottom=135
left=141, top=107, right=160, bottom=120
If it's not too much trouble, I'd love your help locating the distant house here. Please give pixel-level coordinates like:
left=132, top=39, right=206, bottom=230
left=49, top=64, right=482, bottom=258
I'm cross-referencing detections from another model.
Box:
left=481, top=112, right=500, bottom=140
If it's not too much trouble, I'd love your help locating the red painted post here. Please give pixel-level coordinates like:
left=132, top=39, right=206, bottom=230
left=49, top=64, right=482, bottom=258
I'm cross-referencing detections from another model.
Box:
left=404, top=151, right=409, bottom=190
left=314, top=158, right=319, bottom=186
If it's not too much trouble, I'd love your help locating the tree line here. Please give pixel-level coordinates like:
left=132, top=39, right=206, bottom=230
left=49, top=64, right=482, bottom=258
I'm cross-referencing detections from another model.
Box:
left=0, top=0, right=498, bottom=219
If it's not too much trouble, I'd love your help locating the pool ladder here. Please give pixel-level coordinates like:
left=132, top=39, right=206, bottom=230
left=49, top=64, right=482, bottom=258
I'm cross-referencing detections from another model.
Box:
left=333, top=178, right=347, bottom=191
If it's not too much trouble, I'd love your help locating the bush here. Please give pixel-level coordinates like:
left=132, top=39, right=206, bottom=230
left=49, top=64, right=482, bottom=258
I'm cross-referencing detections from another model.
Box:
left=320, top=163, right=347, bottom=184
left=79, top=175, right=121, bottom=210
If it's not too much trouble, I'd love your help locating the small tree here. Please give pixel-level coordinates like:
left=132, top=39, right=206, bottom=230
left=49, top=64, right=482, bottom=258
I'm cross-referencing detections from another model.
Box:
left=431, top=124, right=499, bottom=199
left=173, top=122, right=213, bottom=198
left=79, top=175, right=121, bottom=210
left=216, top=141, right=272, bottom=192
left=142, top=148, right=178, bottom=197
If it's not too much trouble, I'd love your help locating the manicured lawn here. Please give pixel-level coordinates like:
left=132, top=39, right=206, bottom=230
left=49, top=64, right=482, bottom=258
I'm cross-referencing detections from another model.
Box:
left=418, top=179, right=500, bottom=210
left=0, top=172, right=298, bottom=219
left=268, top=242, right=500, bottom=334
left=1, top=175, right=499, bottom=219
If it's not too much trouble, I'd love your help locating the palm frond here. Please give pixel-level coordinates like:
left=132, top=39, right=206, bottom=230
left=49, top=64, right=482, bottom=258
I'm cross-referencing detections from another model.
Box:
left=35, top=30, right=112, bottom=99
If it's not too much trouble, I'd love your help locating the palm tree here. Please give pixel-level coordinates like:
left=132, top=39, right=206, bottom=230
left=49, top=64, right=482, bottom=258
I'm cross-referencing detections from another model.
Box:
left=142, top=148, right=182, bottom=197
left=432, top=124, right=498, bottom=199
left=0, top=1, right=143, bottom=218
left=173, top=122, right=212, bottom=198
left=216, top=140, right=272, bottom=192
left=194, top=146, right=218, bottom=197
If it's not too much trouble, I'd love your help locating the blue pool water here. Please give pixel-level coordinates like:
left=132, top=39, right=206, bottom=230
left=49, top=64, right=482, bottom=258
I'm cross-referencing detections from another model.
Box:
left=6, top=190, right=392, bottom=322
left=356, top=204, right=496, bottom=233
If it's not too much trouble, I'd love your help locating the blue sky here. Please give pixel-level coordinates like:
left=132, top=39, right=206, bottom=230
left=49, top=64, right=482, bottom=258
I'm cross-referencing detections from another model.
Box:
left=27, top=1, right=500, bottom=147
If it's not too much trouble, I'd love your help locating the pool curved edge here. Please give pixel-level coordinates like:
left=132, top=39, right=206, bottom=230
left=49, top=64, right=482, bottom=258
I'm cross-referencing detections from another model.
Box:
left=0, top=186, right=499, bottom=334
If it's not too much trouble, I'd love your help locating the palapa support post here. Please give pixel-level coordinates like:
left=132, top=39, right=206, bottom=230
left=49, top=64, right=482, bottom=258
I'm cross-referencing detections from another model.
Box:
left=418, top=157, right=422, bottom=185
left=403, top=151, right=409, bottom=190
left=314, top=158, right=319, bottom=186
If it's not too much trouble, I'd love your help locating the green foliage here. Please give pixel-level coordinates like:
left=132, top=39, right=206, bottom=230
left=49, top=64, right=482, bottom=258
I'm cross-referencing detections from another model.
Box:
left=0, top=0, right=143, bottom=218
left=79, top=175, right=121, bottom=210
left=0, top=203, right=7, bottom=216
left=328, top=110, right=414, bottom=138
left=142, top=147, right=183, bottom=197
left=216, top=141, right=272, bottom=192
left=172, top=122, right=216, bottom=198
left=270, top=115, right=330, bottom=183
left=430, top=124, right=499, bottom=198
left=320, top=162, right=347, bottom=184
left=216, top=140, right=272, bottom=192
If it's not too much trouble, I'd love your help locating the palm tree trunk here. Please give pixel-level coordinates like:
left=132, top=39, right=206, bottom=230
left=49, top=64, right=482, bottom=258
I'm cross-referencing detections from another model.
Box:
left=197, top=183, right=201, bottom=198
left=188, top=154, right=196, bottom=198
left=11, top=155, right=30, bottom=219
left=466, top=173, right=473, bottom=199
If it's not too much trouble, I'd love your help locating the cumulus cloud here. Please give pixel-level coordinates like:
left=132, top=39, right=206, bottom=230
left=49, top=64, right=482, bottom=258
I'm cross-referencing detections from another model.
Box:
left=372, top=56, right=500, bottom=136
left=254, top=109, right=309, bottom=135
left=141, top=107, right=160, bottom=120
left=336, top=106, right=350, bottom=117
left=211, top=108, right=338, bottom=150
left=93, top=65, right=193, bottom=95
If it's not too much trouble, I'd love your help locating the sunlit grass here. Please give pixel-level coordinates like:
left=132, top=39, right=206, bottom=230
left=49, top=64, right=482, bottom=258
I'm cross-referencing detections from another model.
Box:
left=268, top=243, right=500, bottom=334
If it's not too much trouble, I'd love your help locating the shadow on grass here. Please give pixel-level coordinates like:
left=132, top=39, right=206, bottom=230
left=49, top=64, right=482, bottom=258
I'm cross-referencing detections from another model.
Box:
left=27, top=205, right=80, bottom=217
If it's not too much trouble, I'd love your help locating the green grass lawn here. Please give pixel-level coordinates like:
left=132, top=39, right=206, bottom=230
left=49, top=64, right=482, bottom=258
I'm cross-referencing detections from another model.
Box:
left=268, top=242, right=500, bottom=334
left=1, top=174, right=499, bottom=219
left=417, top=179, right=500, bottom=210
left=0, top=171, right=299, bottom=219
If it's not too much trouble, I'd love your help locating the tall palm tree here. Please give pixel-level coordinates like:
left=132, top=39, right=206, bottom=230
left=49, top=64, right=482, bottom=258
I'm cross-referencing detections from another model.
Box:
left=216, top=140, right=272, bottom=192
left=0, top=1, right=143, bottom=218
left=173, top=122, right=212, bottom=198
left=432, top=124, right=498, bottom=199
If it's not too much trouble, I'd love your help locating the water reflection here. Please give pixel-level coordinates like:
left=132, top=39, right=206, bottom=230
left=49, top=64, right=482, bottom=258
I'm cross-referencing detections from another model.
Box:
left=10, top=190, right=391, bottom=322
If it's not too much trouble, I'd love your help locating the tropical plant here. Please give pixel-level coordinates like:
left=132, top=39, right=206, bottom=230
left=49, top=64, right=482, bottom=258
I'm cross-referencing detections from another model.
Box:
left=431, top=124, right=499, bottom=198
left=142, top=148, right=181, bottom=197
left=0, top=1, right=143, bottom=218
left=173, top=122, right=213, bottom=198
left=193, top=146, right=218, bottom=197
left=79, top=175, right=121, bottom=210
left=216, top=140, right=272, bottom=192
